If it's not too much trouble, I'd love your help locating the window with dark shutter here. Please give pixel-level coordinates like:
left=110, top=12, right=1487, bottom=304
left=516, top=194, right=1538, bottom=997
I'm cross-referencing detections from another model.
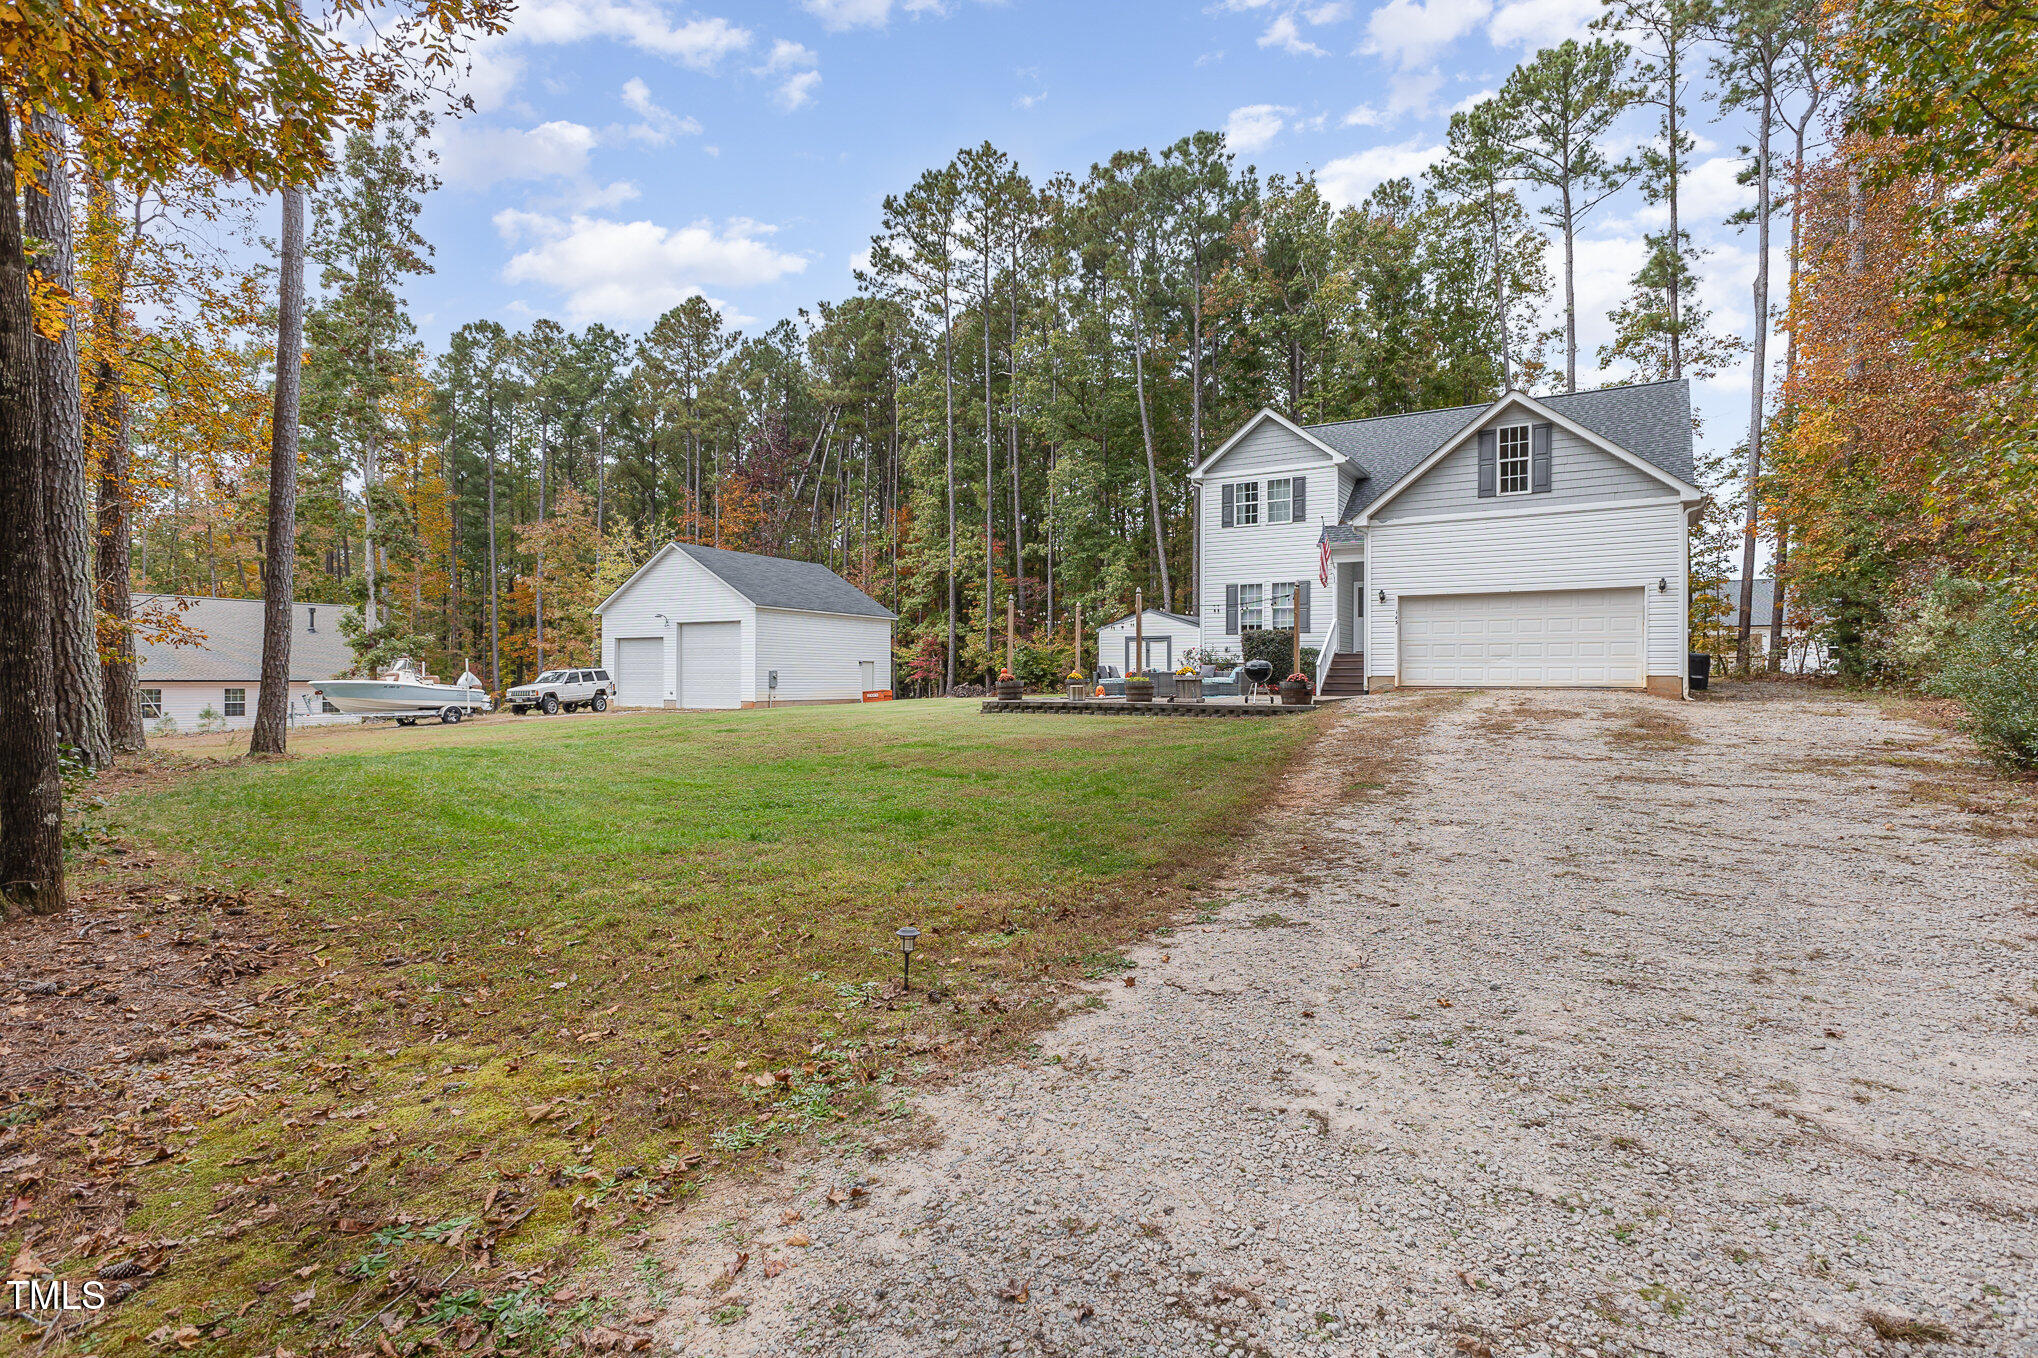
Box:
left=1477, top=430, right=1497, bottom=497
left=1291, top=475, right=1306, bottom=521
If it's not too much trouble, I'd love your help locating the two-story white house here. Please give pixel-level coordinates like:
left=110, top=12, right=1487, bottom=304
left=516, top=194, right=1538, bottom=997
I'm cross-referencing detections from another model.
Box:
left=1191, top=380, right=1705, bottom=697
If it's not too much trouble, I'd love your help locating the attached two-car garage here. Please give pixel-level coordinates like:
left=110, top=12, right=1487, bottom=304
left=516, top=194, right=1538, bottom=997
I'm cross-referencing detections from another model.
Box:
left=1397, top=587, right=1646, bottom=688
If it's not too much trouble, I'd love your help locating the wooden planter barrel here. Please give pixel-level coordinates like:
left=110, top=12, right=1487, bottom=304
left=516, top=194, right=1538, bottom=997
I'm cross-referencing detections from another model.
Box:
left=995, top=675, right=1024, bottom=702
left=1124, top=676, right=1155, bottom=704
left=1279, top=677, right=1313, bottom=706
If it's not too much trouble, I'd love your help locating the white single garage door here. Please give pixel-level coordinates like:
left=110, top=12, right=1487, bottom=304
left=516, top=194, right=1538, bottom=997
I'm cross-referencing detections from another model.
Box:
left=678, top=621, right=741, bottom=709
left=1399, top=587, right=1645, bottom=687
left=613, top=637, right=664, bottom=707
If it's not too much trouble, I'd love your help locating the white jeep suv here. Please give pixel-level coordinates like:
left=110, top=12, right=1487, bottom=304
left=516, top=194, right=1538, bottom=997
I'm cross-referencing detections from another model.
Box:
left=507, top=668, right=616, bottom=715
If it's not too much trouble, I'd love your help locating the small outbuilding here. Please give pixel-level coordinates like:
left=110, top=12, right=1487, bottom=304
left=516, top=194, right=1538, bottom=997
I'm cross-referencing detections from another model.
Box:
left=595, top=543, right=895, bottom=709
left=1096, top=608, right=1201, bottom=675
left=133, top=595, right=361, bottom=732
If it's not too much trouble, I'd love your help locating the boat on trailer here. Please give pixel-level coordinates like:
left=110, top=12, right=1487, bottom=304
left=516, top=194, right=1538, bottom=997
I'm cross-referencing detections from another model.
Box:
left=313, top=659, right=493, bottom=725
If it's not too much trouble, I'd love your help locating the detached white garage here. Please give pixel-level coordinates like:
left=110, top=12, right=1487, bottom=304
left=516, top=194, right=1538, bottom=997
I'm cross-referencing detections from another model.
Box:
left=595, top=543, right=894, bottom=709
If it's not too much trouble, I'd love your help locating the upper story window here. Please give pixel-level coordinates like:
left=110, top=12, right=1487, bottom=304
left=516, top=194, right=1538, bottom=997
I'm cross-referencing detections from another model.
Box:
left=1239, top=583, right=1265, bottom=631
left=1235, top=480, right=1260, bottom=525
left=1497, top=424, right=1532, bottom=496
left=1266, top=477, right=1292, bottom=525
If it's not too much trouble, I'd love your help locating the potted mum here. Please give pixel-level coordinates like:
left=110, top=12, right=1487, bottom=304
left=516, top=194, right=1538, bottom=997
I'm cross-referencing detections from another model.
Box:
left=995, top=666, right=1024, bottom=702
left=1279, top=671, right=1313, bottom=706
left=1173, top=664, right=1203, bottom=703
left=1125, top=670, right=1155, bottom=703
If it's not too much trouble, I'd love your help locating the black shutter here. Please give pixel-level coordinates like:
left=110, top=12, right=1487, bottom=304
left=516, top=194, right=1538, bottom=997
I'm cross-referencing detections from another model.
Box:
left=1221, top=483, right=1235, bottom=527
left=1291, top=475, right=1307, bottom=521
left=1296, top=582, right=1311, bottom=633
left=1531, top=422, right=1553, bottom=492
left=1225, top=584, right=1239, bottom=634
left=1477, top=430, right=1497, bottom=497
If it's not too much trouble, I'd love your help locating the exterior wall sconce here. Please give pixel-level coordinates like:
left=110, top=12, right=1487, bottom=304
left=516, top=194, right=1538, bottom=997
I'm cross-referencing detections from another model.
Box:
left=1376, top=589, right=1387, bottom=604
left=1657, top=578, right=1669, bottom=592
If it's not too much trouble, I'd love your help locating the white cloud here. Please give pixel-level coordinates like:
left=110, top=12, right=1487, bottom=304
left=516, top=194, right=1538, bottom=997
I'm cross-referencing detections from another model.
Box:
left=1363, top=0, right=1491, bottom=68
left=1225, top=104, right=1295, bottom=153
left=1260, top=14, right=1328, bottom=54
left=454, top=46, right=526, bottom=114
left=1342, top=103, right=1384, bottom=127
left=1388, top=67, right=1443, bottom=117
left=775, top=68, right=822, bottom=110
left=1317, top=140, right=1445, bottom=205
left=512, top=0, right=750, bottom=70
left=1449, top=86, right=1496, bottom=115
left=800, top=0, right=949, bottom=28
left=1680, top=155, right=1754, bottom=224
left=1304, top=1, right=1352, bottom=19
left=756, top=40, right=821, bottom=110
left=1488, top=0, right=1601, bottom=48
left=496, top=211, right=808, bottom=323
left=437, top=120, right=599, bottom=189
left=620, top=77, right=704, bottom=145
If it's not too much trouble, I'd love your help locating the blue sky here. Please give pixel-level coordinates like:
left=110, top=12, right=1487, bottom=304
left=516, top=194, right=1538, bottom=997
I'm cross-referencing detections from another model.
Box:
left=398, top=0, right=1771, bottom=457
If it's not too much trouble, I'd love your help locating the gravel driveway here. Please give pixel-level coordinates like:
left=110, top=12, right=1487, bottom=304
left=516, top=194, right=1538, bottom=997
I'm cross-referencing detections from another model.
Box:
left=647, top=689, right=2038, bottom=1357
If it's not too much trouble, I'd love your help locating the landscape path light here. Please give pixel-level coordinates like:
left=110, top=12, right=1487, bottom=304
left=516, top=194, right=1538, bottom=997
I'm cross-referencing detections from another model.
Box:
left=896, top=925, right=921, bottom=991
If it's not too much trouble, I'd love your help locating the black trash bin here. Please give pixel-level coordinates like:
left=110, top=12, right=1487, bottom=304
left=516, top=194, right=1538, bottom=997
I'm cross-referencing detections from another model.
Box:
left=1688, top=652, right=1711, bottom=692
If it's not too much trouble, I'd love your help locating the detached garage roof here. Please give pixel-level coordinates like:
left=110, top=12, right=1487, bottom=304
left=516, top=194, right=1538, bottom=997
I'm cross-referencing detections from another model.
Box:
left=134, top=596, right=359, bottom=682
left=597, top=543, right=895, bottom=620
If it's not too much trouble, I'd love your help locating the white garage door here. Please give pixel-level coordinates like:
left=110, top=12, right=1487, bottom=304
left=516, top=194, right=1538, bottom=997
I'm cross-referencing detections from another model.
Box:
left=1399, top=588, right=1645, bottom=687
left=678, top=621, right=741, bottom=709
left=613, top=637, right=664, bottom=707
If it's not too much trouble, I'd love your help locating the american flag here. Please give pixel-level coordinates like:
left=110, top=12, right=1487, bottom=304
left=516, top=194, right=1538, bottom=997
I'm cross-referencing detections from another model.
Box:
left=1318, top=526, right=1330, bottom=587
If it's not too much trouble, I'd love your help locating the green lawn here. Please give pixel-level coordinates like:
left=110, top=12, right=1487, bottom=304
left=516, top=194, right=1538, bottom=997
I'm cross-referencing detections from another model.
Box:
left=86, top=700, right=1316, bottom=1352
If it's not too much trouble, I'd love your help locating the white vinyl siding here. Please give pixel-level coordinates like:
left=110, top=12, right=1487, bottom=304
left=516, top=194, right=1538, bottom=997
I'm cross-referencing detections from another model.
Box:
left=752, top=608, right=893, bottom=702
left=1399, top=589, right=1645, bottom=687
left=1197, top=475, right=1346, bottom=662
left=1095, top=612, right=1202, bottom=676
left=139, top=681, right=358, bottom=731
left=1372, top=411, right=1673, bottom=521
left=599, top=547, right=755, bottom=707
left=613, top=637, right=664, bottom=707
left=1368, top=499, right=1688, bottom=683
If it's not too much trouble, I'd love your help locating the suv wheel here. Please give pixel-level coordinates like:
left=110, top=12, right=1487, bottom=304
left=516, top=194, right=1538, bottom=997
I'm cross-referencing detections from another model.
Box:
left=591, top=693, right=608, bottom=713
left=541, top=694, right=560, bottom=715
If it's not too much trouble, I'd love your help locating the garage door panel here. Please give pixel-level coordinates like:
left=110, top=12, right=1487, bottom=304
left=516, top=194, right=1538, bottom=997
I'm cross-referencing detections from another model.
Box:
left=614, top=637, right=664, bottom=707
left=678, top=621, right=741, bottom=709
left=1400, top=588, right=1644, bottom=688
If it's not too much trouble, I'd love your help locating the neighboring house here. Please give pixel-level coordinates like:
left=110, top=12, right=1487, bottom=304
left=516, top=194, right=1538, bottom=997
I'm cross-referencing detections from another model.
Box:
left=133, top=595, right=361, bottom=731
left=1192, top=380, right=1705, bottom=696
left=1096, top=608, right=1200, bottom=675
left=595, top=543, right=894, bottom=709
left=1702, top=579, right=1823, bottom=669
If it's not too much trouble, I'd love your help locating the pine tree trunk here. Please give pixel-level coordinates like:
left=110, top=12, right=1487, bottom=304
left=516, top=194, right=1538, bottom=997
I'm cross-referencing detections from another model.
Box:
left=941, top=292, right=957, bottom=694
left=26, top=113, right=110, bottom=769
left=362, top=338, right=380, bottom=631
left=1666, top=39, right=1684, bottom=382
left=0, top=111, right=66, bottom=915
left=1129, top=320, right=1173, bottom=613
left=89, top=174, right=142, bottom=752
left=1562, top=182, right=1578, bottom=393
left=252, top=184, right=306, bottom=755
left=1735, top=91, right=1774, bottom=675
left=486, top=392, right=500, bottom=689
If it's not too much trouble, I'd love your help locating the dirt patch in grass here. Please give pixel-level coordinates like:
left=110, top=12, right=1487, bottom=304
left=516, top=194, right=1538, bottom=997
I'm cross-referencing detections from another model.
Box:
left=1863, top=1310, right=1955, bottom=1343
left=7, top=703, right=1321, bottom=1356
left=1607, top=709, right=1699, bottom=748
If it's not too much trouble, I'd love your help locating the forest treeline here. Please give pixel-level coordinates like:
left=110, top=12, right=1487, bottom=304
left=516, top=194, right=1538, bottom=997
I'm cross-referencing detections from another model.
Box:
left=4, top=0, right=2036, bottom=912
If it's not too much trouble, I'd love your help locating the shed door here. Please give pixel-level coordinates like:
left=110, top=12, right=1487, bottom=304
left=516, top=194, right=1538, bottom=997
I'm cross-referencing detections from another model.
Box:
left=1398, top=588, right=1645, bottom=687
left=614, top=637, right=664, bottom=707
left=678, top=621, right=741, bottom=709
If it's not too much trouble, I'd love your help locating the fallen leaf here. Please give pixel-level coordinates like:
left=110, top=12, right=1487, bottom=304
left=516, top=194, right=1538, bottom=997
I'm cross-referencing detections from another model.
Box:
left=785, top=1231, right=810, bottom=1247
left=1435, top=997, right=1453, bottom=1008
left=761, top=1257, right=786, bottom=1279
left=998, top=1279, right=1029, bottom=1303
left=1122, top=977, right=1136, bottom=988
left=11, top=1241, right=48, bottom=1275
left=717, top=1252, right=748, bottom=1286
left=779, top=1209, right=803, bottom=1227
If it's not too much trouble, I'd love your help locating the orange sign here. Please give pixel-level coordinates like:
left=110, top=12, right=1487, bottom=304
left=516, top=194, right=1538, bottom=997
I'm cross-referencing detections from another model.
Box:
left=861, top=689, right=895, bottom=702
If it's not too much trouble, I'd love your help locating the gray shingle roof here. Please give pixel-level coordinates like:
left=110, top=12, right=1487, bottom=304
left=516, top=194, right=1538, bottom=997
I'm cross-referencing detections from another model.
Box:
left=1304, top=380, right=1696, bottom=517
left=675, top=544, right=895, bottom=620
left=133, top=596, right=360, bottom=682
